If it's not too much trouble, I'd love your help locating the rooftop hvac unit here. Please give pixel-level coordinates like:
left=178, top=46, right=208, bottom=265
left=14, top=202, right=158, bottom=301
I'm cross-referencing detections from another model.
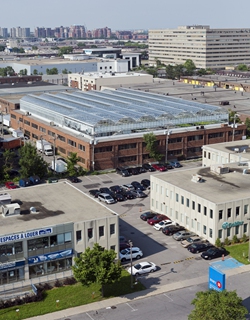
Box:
left=50, top=121, right=55, bottom=126
left=2, top=203, right=20, bottom=217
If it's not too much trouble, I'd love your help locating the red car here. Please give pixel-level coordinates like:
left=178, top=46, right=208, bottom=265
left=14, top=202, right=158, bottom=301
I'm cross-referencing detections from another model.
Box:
left=147, top=214, right=168, bottom=225
left=5, top=181, right=18, bottom=189
left=152, top=164, right=167, bottom=172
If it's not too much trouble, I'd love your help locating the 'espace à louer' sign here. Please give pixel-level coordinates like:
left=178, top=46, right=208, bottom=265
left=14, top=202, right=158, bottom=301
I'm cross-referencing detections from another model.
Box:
left=222, top=221, right=244, bottom=229
left=0, top=228, right=53, bottom=244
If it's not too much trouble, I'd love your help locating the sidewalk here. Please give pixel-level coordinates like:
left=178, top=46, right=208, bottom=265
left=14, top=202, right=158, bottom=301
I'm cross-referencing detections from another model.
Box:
left=27, top=263, right=250, bottom=320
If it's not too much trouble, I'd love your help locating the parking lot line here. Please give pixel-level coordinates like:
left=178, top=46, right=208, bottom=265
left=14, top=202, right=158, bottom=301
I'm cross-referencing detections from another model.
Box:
left=126, top=303, right=138, bottom=312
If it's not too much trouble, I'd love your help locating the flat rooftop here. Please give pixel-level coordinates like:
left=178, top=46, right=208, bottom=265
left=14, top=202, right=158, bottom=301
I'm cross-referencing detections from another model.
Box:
left=78, top=72, right=151, bottom=79
left=155, top=164, right=250, bottom=203
left=1, top=182, right=116, bottom=235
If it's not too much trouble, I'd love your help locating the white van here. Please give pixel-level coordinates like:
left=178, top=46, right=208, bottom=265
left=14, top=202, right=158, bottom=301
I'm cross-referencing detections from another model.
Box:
left=98, top=193, right=115, bottom=204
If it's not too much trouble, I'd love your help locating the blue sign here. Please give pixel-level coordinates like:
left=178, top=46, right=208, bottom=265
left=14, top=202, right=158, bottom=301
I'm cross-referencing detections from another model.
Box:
left=209, top=266, right=225, bottom=292
left=222, top=221, right=244, bottom=229
left=0, top=260, right=25, bottom=271
left=0, top=228, right=53, bottom=244
left=28, top=249, right=73, bottom=264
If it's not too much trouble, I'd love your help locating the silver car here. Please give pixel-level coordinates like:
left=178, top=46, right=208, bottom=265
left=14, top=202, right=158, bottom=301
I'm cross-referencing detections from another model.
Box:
left=173, top=230, right=196, bottom=241
left=98, top=193, right=115, bottom=204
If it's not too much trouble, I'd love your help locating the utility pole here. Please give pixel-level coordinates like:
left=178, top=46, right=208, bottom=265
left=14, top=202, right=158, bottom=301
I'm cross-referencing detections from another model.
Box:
left=129, top=240, right=133, bottom=288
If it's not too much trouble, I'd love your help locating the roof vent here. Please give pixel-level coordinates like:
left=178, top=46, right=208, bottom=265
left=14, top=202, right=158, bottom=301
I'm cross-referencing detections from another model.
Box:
left=191, top=174, right=204, bottom=183
left=30, top=207, right=38, bottom=214
left=210, top=165, right=230, bottom=174
left=2, top=203, right=20, bottom=217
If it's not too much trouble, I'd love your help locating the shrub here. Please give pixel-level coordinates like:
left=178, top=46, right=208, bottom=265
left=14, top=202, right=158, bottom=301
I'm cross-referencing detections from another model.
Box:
left=224, top=237, right=231, bottom=246
left=43, top=282, right=52, bottom=291
left=215, top=238, right=222, bottom=247
left=242, top=234, right=248, bottom=243
left=232, top=235, right=239, bottom=244
left=63, top=277, right=77, bottom=286
left=54, top=279, right=63, bottom=287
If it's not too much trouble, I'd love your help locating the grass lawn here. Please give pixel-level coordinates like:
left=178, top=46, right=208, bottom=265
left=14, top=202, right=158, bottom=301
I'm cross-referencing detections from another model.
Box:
left=225, top=242, right=250, bottom=265
left=0, top=270, right=145, bottom=320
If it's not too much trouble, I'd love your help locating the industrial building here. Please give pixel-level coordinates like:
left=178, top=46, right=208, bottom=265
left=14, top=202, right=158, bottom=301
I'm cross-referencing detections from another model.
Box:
left=149, top=25, right=250, bottom=69
left=150, top=163, right=250, bottom=244
left=0, top=182, right=118, bottom=290
left=6, top=87, right=246, bottom=170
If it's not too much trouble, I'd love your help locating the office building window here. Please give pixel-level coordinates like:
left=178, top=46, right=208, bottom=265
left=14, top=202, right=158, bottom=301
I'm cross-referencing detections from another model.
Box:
left=186, top=198, right=190, bottom=207
left=204, top=151, right=206, bottom=158
left=244, top=204, right=248, bottom=215
left=110, top=224, right=115, bottom=235
left=210, top=209, right=213, bottom=219
left=165, top=206, right=168, bottom=215
left=235, top=226, right=239, bottom=235
left=76, top=230, right=82, bottom=242
left=88, top=228, right=93, bottom=239
left=209, top=228, right=212, bottom=238
left=78, top=144, right=85, bottom=151
left=191, top=219, right=194, bottom=228
left=161, top=186, right=163, bottom=195
left=110, top=245, right=115, bottom=251
left=39, top=126, right=46, bottom=133
left=227, top=228, right=230, bottom=237
left=198, top=204, right=201, bottom=213
left=181, top=196, right=184, bottom=205
left=197, top=222, right=200, bottom=232
left=244, top=223, right=247, bottom=233
left=236, top=206, right=240, bottom=216
left=156, top=184, right=158, bottom=193
left=219, top=210, right=223, bottom=220
left=204, top=206, right=207, bottom=216
left=32, top=123, right=38, bottom=129
left=156, top=201, right=158, bottom=210
left=203, top=225, right=207, bottom=235
left=176, top=193, right=179, bottom=202
left=99, top=226, right=104, bottom=237
left=57, top=134, right=65, bottom=142
left=68, top=139, right=76, bottom=147
left=186, top=216, right=189, bottom=225
left=181, top=213, right=183, bottom=222
left=170, top=208, right=173, bottom=217
left=208, top=152, right=211, bottom=159
left=24, top=120, right=30, bottom=125
left=170, top=191, right=173, bottom=199
left=227, top=208, right=231, bottom=218
left=165, top=188, right=169, bottom=197
left=151, top=199, right=154, bottom=207
left=175, top=211, right=178, bottom=219
left=218, top=229, right=222, bottom=239
left=192, top=201, right=195, bottom=210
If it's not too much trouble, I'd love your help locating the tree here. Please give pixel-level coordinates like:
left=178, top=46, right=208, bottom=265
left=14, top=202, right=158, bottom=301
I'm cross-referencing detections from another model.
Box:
left=77, top=42, right=86, bottom=47
left=245, top=117, right=250, bottom=137
left=0, top=46, right=5, bottom=52
left=62, top=68, right=68, bottom=74
left=143, top=132, right=162, bottom=161
left=58, top=46, right=73, bottom=56
left=19, top=143, right=48, bottom=178
left=197, top=68, right=207, bottom=76
left=32, top=45, right=38, bottom=50
left=66, top=152, right=80, bottom=176
left=237, top=64, right=248, bottom=71
left=33, top=69, right=38, bottom=75
left=228, top=109, right=241, bottom=124
left=72, top=243, right=122, bottom=297
left=174, top=64, right=185, bottom=79
left=188, top=290, right=248, bottom=320
left=165, top=64, right=175, bottom=79
left=184, top=59, right=196, bottom=76
left=0, top=149, right=16, bottom=180
left=46, top=67, right=58, bottom=75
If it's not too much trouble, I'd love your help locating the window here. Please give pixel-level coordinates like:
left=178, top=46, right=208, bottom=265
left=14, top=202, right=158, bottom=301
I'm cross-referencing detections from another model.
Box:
left=210, top=209, right=213, bottom=219
left=156, top=201, right=158, bottom=210
left=181, top=196, right=184, bottom=205
left=118, top=143, right=136, bottom=150
left=208, top=152, right=211, bottom=159
left=176, top=193, right=179, bottom=202
left=151, top=199, right=154, bottom=207
left=204, top=151, right=206, bottom=158
left=192, top=201, right=195, bottom=210
left=24, top=120, right=30, bottom=125
left=227, top=228, right=230, bottom=237
left=78, top=144, right=85, bottom=151
left=11, top=114, right=16, bottom=119
left=76, top=230, right=82, bottom=242
left=203, top=225, right=207, bottom=235
left=31, top=123, right=38, bottom=129
left=204, top=206, right=207, bottom=216
left=78, top=157, right=85, bottom=164
left=118, top=155, right=136, bottom=162
left=197, top=222, right=200, bottom=232
left=110, top=224, right=115, bottom=235
left=188, top=135, right=203, bottom=141
left=235, top=225, right=239, bottom=235
left=218, top=229, right=222, bottom=239
left=227, top=208, right=231, bottom=218
left=198, top=204, right=201, bottom=213
left=58, top=147, right=66, bottom=154
left=160, top=203, right=163, bottom=212
left=39, top=126, right=46, bottom=133
left=95, top=146, right=113, bottom=153
left=243, top=223, right=247, bottom=233
left=244, top=204, right=248, bottom=215
left=160, top=186, right=163, bottom=195
left=209, top=228, right=212, bottom=238
left=168, top=137, right=182, bottom=143
left=186, top=216, right=189, bottom=225
left=110, top=245, right=115, bottom=251
left=208, top=132, right=223, bottom=139
left=219, top=210, right=223, bottom=220
left=88, top=228, right=93, bottom=239
left=57, top=134, right=65, bottom=142
left=170, top=208, right=173, bottom=217
left=186, top=198, right=190, bottom=207
left=170, top=191, right=173, bottom=199
left=191, top=219, right=194, bottom=228
left=236, top=206, right=240, bottom=216
left=181, top=213, right=183, bottom=222
left=67, top=139, right=76, bottom=147
left=175, top=211, right=178, bottom=219
left=48, top=130, right=55, bottom=137
left=32, top=133, right=38, bottom=140
left=166, top=189, right=169, bottom=197
left=99, top=226, right=104, bottom=237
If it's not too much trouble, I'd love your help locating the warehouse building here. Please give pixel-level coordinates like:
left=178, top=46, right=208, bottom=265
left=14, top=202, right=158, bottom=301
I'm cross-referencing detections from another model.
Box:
left=150, top=164, right=250, bottom=244
left=0, top=182, right=118, bottom=289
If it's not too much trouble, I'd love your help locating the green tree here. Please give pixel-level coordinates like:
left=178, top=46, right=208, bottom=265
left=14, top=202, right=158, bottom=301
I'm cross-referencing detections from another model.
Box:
left=228, top=109, right=241, bottom=124
left=245, top=117, right=250, bottom=137
left=77, top=42, right=86, bottom=47
left=184, top=59, right=196, bottom=76
left=62, top=68, right=68, bottom=74
left=188, top=290, right=248, bottom=320
left=32, top=45, right=38, bottom=50
left=237, top=64, right=248, bottom=71
left=72, top=243, right=122, bottom=297
left=19, top=143, right=47, bottom=178
left=143, top=132, right=162, bottom=161
left=46, top=67, right=58, bottom=75
left=58, top=46, right=73, bottom=56
left=215, top=238, right=222, bottom=248
left=165, top=64, right=175, bottom=79
left=197, top=68, right=207, bottom=76
left=66, top=152, right=80, bottom=176
left=174, top=64, right=185, bottom=79
left=19, top=69, right=27, bottom=76
left=33, top=69, right=38, bottom=75
left=1, top=149, right=16, bottom=180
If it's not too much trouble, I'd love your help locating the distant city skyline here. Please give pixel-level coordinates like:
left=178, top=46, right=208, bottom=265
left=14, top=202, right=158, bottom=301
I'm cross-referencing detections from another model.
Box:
left=1, top=0, right=250, bottom=30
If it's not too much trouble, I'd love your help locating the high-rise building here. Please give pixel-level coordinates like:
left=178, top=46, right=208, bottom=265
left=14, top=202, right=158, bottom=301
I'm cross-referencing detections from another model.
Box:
left=149, top=25, right=250, bottom=69
left=0, top=28, right=8, bottom=38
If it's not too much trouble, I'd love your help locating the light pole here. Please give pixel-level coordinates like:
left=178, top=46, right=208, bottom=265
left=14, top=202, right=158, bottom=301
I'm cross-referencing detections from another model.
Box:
left=164, top=128, right=172, bottom=163
left=128, top=240, right=133, bottom=288
left=232, top=113, right=239, bottom=142
left=91, top=138, right=97, bottom=171
left=247, top=218, right=250, bottom=262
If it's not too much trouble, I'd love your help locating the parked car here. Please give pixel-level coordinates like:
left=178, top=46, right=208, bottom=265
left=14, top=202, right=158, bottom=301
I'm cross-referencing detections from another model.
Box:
left=181, top=236, right=206, bottom=248
left=127, top=167, right=140, bottom=175
left=5, top=181, right=18, bottom=189
left=29, top=175, right=40, bottom=185
left=127, top=261, right=157, bottom=276
left=119, top=247, right=143, bottom=262
left=89, top=189, right=100, bottom=197
left=116, top=167, right=130, bottom=177
left=111, top=193, right=126, bottom=202
left=140, top=211, right=158, bottom=221
left=169, top=161, right=182, bottom=168
left=161, top=162, right=174, bottom=169
left=131, top=181, right=145, bottom=191
left=121, top=184, right=135, bottom=191
left=130, top=190, right=147, bottom=198
left=120, top=190, right=135, bottom=200
left=120, top=242, right=130, bottom=251
left=142, top=163, right=156, bottom=172
left=201, top=247, right=227, bottom=260
left=48, top=177, right=58, bottom=183
left=99, top=187, right=112, bottom=195
left=152, top=164, right=167, bottom=172
left=173, top=231, right=197, bottom=241
left=154, top=220, right=177, bottom=231
left=136, top=166, right=146, bottom=173
left=141, top=179, right=150, bottom=189
left=9, top=169, right=20, bottom=178
left=67, top=176, right=81, bottom=183
left=109, top=185, right=123, bottom=194
left=162, top=225, right=185, bottom=236
left=188, top=242, right=214, bottom=254
left=98, top=193, right=116, bottom=204
left=147, top=214, right=168, bottom=225
left=57, top=157, right=67, bottom=163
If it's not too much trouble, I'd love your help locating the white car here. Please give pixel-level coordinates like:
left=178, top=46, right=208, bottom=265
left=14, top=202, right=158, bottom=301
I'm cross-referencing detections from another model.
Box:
left=153, top=219, right=177, bottom=231
left=127, top=261, right=157, bottom=276
left=119, top=247, right=143, bottom=262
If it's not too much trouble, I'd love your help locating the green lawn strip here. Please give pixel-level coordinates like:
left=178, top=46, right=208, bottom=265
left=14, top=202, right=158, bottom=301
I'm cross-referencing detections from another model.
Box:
left=0, top=270, right=145, bottom=319
left=225, top=243, right=250, bottom=265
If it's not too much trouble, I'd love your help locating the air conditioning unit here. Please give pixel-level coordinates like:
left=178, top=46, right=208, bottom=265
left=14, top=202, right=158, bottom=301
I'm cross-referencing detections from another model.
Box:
left=50, top=121, right=55, bottom=126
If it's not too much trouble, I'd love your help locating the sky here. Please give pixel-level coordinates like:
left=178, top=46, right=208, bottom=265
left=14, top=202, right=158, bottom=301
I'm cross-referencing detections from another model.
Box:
left=1, top=0, right=250, bottom=31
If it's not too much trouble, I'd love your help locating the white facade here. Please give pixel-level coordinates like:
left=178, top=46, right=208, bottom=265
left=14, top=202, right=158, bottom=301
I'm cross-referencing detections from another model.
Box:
left=149, top=25, right=250, bottom=69
left=150, top=165, right=250, bottom=244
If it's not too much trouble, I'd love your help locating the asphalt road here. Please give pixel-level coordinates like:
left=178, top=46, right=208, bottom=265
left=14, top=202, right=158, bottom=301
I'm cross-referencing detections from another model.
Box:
left=58, top=272, right=250, bottom=320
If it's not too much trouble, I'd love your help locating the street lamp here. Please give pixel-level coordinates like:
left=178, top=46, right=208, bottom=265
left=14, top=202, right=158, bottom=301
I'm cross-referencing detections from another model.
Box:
left=128, top=240, right=133, bottom=288
left=91, top=138, right=98, bottom=171
left=231, top=113, right=239, bottom=142
left=164, top=128, right=172, bottom=163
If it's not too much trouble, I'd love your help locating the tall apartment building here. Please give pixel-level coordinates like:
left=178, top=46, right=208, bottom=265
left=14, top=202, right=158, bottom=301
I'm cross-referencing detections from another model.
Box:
left=0, top=28, right=8, bottom=38
left=149, top=25, right=250, bottom=69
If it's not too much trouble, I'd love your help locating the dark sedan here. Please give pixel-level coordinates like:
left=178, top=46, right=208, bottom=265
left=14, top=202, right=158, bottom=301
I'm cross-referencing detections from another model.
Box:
left=136, top=166, right=146, bottom=173
left=147, top=214, right=168, bottom=225
left=201, top=247, right=227, bottom=260
left=111, top=193, right=126, bottom=202
left=127, top=167, right=140, bottom=175
left=141, top=179, right=150, bottom=189
left=130, top=190, right=147, bottom=198
left=131, top=181, right=145, bottom=191
left=110, top=185, right=123, bottom=194
left=67, top=176, right=81, bottom=183
left=140, top=211, right=158, bottom=221
left=120, top=190, right=136, bottom=200
left=89, top=189, right=100, bottom=197
left=188, top=242, right=214, bottom=254
left=162, top=225, right=185, bottom=236
left=142, top=163, right=156, bottom=172
left=99, top=187, right=112, bottom=194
